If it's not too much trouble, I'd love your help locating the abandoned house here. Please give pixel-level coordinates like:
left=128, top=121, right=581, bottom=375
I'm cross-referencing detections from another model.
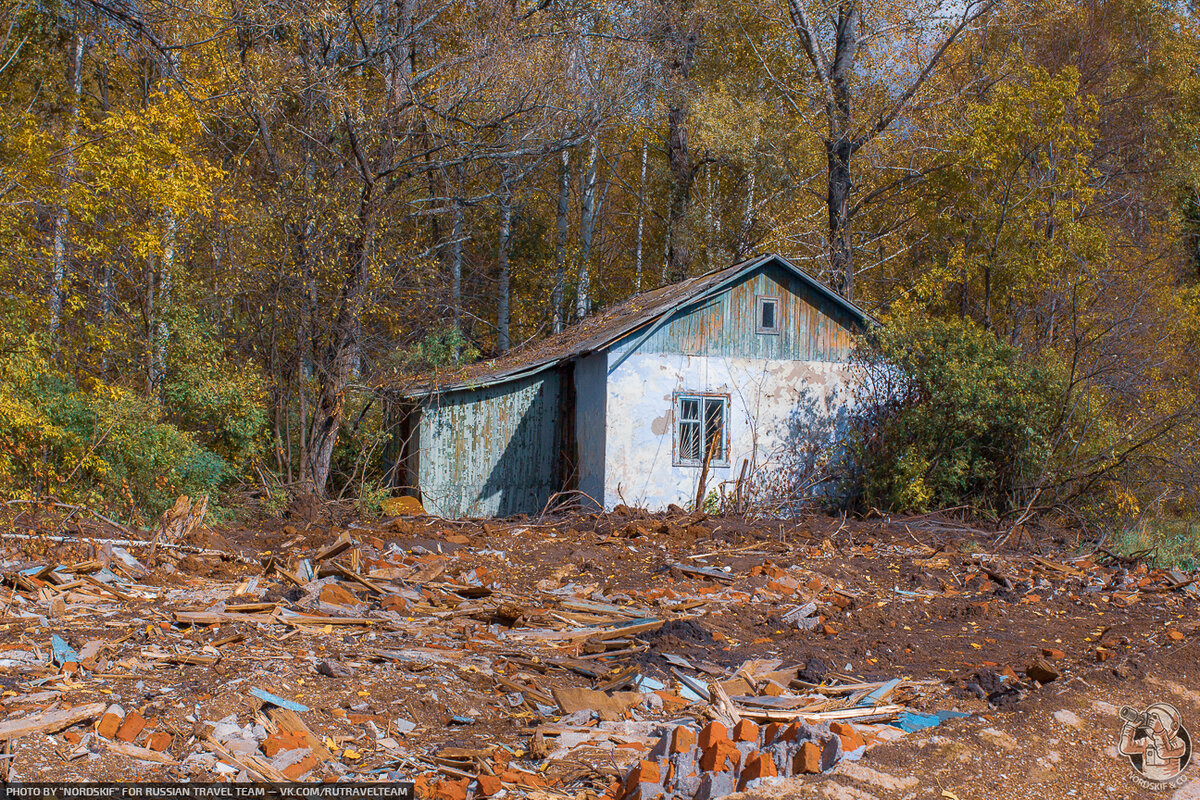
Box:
left=383, top=253, right=871, bottom=518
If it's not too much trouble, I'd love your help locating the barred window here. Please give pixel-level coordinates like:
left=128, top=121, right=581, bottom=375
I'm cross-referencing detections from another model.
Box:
left=675, top=394, right=728, bottom=466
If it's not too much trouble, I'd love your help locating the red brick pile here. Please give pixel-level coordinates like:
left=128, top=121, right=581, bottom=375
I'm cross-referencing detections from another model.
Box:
left=609, top=717, right=862, bottom=800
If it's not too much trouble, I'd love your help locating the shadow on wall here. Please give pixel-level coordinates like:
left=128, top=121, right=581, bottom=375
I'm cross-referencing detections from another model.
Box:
left=746, top=381, right=855, bottom=517
left=476, top=387, right=560, bottom=517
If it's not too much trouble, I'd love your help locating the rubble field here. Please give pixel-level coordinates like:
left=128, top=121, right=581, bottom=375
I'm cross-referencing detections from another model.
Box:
left=1, top=504, right=1197, bottom=800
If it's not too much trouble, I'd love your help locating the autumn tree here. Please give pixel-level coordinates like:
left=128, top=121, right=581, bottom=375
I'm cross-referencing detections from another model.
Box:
left=767, top=0, right=996, bottom=301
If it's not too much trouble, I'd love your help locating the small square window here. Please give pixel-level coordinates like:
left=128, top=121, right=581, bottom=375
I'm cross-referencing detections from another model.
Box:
left=757, top=295, right=780, bottom=334
left=674, top=393, right=728, bottom=466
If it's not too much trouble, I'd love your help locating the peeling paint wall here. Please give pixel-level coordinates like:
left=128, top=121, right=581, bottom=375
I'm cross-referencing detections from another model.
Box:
left=574, top=352, right=607, bottom=508
left=604, top=354, right=855, bottom=510
left=417, top=372, right=561, bottom=518
left=602, top=262, right=860, bottom=511
left=614, top=261, right=857, bottom=363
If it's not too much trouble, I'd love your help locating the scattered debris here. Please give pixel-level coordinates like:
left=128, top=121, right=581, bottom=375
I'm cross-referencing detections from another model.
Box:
left=0, top=504, right=1194, bottom=798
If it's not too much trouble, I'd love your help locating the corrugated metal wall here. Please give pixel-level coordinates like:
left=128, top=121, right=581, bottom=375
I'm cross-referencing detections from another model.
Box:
left=612, top=262, right=857, bottom=362
left=417, top=371, right=561, bottom=518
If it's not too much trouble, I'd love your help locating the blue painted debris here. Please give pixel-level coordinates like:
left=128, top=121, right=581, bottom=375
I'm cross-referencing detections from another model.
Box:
left=895, top=709, right=970, bottom=733
left=91, top=568, right=124, bottom=584
left=50, top=634, right=78, bottom=667
left=449, top=715, right=475, bottom=725
left=249, top=687, right=310, bottom=713
left=634, top=675, right=667, bottom=694
left=857, top=677, right=901, bottom=707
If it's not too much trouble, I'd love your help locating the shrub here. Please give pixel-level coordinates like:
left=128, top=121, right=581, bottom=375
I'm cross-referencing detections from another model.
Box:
left=161, top=309, right=268, bottom=470
left=846, top=314, right=1063, bottom=514
left=0, top=327, right=234, bottom=519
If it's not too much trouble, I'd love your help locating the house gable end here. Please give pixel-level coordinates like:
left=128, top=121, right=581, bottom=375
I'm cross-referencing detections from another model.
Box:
left=608, top=257, right=861, bottom=364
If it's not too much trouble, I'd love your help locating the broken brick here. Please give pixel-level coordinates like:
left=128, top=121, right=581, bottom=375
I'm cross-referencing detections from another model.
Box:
left=1041, top=647, right=1065, bottom=659
left=624, top=759, right=660, bottom=791
left=698, top=738, right=740, bottom=773
left=430, top=779, right=469, bottom=800
left=262, top=731, right=308, bottom=757
left=282, top=752, right=320, bottom=780
left=475, top=775, right=502, bottom=797
left=145, top=731, right=173, bottom=752
left=114, top=711, right=145, bottom=743
left=319, top=583, right=360, bottom=607
left=732, top=719, right=759, bottom=743
left=96, top=707, right=123, bottom=740
left=670, top=726, right=695, bottom=754
left=794, top=741, right=822, bottom=774
left=738, top=751, right=777, bottom=790
left=698, top=720, right=728, bottom=750
left=830, top=721, right=865, bottom=752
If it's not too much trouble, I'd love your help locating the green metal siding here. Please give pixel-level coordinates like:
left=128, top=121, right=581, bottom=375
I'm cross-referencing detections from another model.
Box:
left=417, top=371, right=561, bottom=517
left=610, top=262, right=858, bottom=362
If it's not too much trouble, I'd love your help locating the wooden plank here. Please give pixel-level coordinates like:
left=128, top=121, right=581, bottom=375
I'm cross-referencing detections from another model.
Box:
left=573, top=619, right=663, bottom=642
left=204, top=735, right=289, bottom=781
left=266, top=707, right=334, bottom=762
left=314, top=534, right=354, bottom=563
left=669, top=562, right=736, bottom=583
left=0, top=702, right=106, bottom=741
left=733, top=703, right=904, bottom=724
left=105, top=740, right=177, bottom=764
left=277, top=612, right=376, bottom=626
left=79, top=574, right=133, bottom=602
left=493, top=675, right=555, bottom=707
left=331, top=561, right=388, bottom=595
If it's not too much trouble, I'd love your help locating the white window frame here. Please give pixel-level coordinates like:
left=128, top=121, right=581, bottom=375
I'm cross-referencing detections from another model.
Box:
left=673, top=392, right=730, bottom=467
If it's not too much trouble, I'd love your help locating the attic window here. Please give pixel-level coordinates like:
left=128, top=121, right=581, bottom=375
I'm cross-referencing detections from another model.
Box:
left=757, top=295, right=780, bottom=334
left=675, top=393, right=729, bottom=467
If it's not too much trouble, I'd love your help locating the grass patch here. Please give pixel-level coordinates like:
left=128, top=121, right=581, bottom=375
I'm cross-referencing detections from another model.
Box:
left=1114, top=515, right=1200, bottom=571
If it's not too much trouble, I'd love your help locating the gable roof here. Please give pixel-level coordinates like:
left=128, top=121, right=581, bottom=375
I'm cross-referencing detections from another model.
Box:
left=385, top=253, right=870, bottom=397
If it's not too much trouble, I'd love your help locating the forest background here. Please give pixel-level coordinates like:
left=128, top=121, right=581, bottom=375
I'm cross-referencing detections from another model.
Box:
left=2, top=0, right=1198, bottom=564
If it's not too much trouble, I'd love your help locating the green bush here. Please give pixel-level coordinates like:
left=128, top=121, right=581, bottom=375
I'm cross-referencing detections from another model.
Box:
left=846, top=315, right=1063, bottom=514
left=162, top=309, right=268, bottom=469
left=0, top=326, right=236, bottom=519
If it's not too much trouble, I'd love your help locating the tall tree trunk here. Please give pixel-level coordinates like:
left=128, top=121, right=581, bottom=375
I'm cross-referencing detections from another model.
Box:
left=665, top=104, right=693, bottom=282
left=634, top=136, right=648, bottom=291
left=826, top=137, right=854, bottom=302
left=150, top=211, right=177, bottom=396
left=739, top=145, right=756, bottom=258
left=50, top=24, right=87, bottom=344
left=704, top=162, right=713, bottom=270
left=551, top=150, right=570, bottom=333
left=304, top=184, right=376, bottom=496
left=450, top=197, right=464, bottom=325
left=576, top=137, right=598, bottom=320
left=497, top=167, right=514, bottom=352
left=447, top=162, right=466, bottom=324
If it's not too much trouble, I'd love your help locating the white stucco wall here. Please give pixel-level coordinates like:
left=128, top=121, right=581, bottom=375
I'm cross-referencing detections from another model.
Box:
left=603, top=352, right=856, bottom=510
